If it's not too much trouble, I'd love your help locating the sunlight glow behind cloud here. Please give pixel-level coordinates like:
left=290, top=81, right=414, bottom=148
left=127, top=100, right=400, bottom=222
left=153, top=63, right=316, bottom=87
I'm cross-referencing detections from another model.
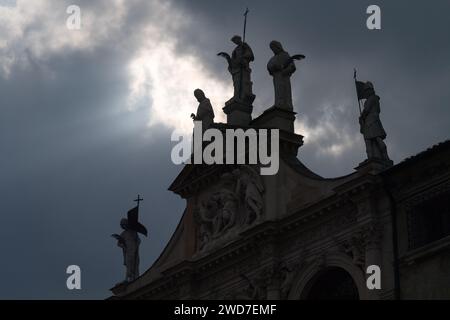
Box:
left=127, top=41, right=231, bottom=135
left=0, top=0, right=230, bottom=135
left=124, top=0, right=231, bottom=135
left=0, top=0, right=351, bottom=150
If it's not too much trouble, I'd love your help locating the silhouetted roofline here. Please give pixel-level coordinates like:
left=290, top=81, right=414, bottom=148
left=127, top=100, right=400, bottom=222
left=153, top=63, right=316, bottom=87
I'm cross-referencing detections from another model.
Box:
left=383, top=140, right=450, bottom=174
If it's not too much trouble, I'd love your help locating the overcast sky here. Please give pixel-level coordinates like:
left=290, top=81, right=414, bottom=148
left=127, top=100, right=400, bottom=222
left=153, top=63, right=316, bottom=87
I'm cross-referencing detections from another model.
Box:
left=0, top=0, right=449, bottom=299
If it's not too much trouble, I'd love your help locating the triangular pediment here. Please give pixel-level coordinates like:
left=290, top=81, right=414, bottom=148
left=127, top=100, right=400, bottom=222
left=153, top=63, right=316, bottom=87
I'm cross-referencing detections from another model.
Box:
left=169, top=163, right=240, bottom=198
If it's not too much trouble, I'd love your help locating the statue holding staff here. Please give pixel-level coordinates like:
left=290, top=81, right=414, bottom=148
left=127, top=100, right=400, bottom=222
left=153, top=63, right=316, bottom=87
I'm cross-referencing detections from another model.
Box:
left=354, top=77, right=391, bottom=162
left=218, top=35, right=255, bottom=104
left=218, top=9, right=255, bottom=105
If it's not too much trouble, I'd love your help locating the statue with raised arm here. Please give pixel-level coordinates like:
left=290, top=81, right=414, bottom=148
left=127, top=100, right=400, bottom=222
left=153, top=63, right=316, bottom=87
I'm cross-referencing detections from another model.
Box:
left=218, top=35, right=255, bottom=104
left=267, top=40, right=305, bottom=111
left=358, top=81, right=391, bottom=162
left=112, top=202, right=147, bottom=283
left=191, top=89, right=215, bottom=132
left=112, top=218, right=141, bottom=282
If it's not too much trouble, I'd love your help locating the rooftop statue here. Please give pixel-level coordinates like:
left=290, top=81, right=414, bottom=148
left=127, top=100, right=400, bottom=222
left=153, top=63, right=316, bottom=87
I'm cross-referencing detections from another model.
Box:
left=355, top=80, right=391, bottom=162
left=112, top=196, right=147, bottom=283
left=191, top=89, right=215, bottom=132
left=267, top=40, right=305, bottom=111
left=218, top=35, right=255, bottom=105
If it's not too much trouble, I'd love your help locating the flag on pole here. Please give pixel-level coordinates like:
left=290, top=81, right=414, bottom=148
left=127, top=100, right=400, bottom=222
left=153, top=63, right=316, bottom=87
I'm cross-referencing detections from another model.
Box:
left=353, top=69, right=363, bottom=114
left=355, top=80, right=366, bottom=101
left=127, top=205, right=148, bottom=236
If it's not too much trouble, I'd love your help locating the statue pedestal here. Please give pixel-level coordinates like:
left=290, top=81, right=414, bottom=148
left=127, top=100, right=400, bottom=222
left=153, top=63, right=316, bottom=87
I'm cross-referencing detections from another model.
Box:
left=223, top=99, right=253, bottom=126
left=251, top=106, right=303, bottom=156
left=355, top=158, right=393, bottom=175
left=251, top=105, right=296, bottom=132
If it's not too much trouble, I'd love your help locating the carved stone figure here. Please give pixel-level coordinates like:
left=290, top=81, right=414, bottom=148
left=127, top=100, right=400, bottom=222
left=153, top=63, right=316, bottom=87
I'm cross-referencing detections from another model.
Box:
left=279, top=263, right=296, bottom=299
left=218, top=35, right=255, bottom=104
left=237, top=274, right=267, bottom=300
left=197, top=201, right=214, bottom=251
left=267, top=40, right=305, bottom=110
left=217, top=191, right=238, bottom=235
left=114, top=218, right=141, bottom=282
left=341, top=235, right=365, bottom=268
left=196, top=189, right=239, bottom=250
left=358, top=82, right=391, bottom=162
left=210, top=190, right=238, bottom=238
left=195, top=166, right=264, bottom=252
left=112, top=202, right=147, bottom=283
left=233, top=168, right=264, bottom=225
left=191, top=89, right=215, bottom=131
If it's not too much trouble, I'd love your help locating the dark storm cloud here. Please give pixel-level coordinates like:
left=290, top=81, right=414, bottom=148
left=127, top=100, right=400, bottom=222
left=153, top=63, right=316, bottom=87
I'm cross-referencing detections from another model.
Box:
left=0, top=0, right=449, bottom=299
left=0, top=0, right=186, bottom=298
left=0, top=47, right=185, bottom=298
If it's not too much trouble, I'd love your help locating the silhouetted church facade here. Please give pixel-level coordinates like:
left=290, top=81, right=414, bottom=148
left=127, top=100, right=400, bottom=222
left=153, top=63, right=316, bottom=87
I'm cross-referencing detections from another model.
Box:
left=111, top=38, right=450, bottom=300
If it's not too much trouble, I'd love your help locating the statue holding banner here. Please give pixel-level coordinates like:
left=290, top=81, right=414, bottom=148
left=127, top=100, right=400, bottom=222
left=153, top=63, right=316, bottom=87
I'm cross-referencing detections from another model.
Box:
left=355, top=79, right=391, bottom=162
left=112, top=196, right=148, bottom=282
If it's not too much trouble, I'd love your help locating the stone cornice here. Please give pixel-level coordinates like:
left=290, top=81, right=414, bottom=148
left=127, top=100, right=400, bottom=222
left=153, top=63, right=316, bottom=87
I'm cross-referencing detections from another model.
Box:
left=169, top=164, right=231, bottom=198
left=400, top=235, right=450, bottom=267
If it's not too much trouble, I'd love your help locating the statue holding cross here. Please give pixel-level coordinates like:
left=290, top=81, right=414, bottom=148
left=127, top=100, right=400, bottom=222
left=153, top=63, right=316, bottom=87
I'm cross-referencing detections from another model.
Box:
left=112, top=195, right=148, bottom=283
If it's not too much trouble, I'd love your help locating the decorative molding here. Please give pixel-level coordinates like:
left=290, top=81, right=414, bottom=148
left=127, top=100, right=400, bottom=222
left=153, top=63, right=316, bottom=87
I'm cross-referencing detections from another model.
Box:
left=403, top=180, right=450, bottom=210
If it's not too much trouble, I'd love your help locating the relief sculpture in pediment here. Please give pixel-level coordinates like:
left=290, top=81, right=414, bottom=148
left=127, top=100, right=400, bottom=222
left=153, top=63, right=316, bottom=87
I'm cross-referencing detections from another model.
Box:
left=195, top=165, right=265, bottom=252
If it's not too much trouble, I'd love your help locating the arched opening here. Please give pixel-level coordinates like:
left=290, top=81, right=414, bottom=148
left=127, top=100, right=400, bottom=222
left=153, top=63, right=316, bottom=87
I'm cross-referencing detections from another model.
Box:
left=304, top=267, right=359, bottom=300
